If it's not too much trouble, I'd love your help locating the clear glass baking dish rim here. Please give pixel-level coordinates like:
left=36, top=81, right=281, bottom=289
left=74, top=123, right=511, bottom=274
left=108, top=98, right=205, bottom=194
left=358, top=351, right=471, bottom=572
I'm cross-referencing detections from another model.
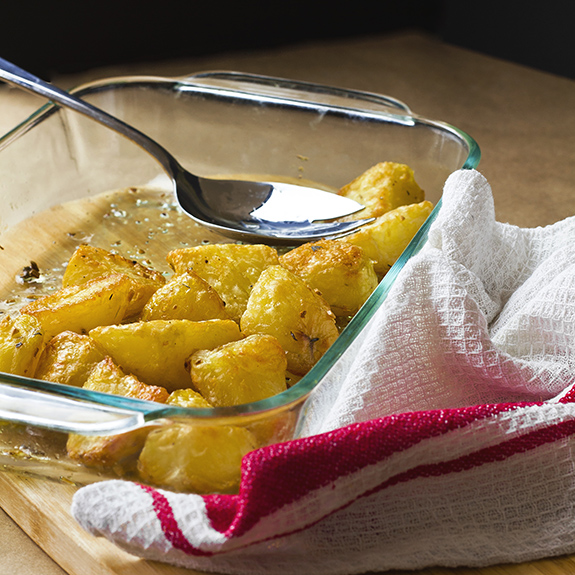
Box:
left=0, top=70, right=481, bottom=425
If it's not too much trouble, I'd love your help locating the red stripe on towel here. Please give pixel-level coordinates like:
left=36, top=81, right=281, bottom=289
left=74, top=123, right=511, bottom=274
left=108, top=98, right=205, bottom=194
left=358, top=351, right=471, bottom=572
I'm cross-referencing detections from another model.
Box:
left=139, top=484, right=212, bottom=557
left=215, top=413, right=575, bottom=553
left=204, top=402, right=528, bottom=537
left=142, top=401, right=575, bottom=557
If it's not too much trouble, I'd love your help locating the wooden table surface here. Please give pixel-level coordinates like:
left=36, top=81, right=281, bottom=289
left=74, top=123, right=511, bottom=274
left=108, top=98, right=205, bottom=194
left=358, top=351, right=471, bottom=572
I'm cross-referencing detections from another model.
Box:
left=1, top=30, right=575, bottom=575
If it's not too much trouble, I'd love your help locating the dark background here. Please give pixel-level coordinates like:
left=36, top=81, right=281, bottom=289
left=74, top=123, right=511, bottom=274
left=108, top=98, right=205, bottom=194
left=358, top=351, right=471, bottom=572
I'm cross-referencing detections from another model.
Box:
left=2, top=0, right=574, bottom=79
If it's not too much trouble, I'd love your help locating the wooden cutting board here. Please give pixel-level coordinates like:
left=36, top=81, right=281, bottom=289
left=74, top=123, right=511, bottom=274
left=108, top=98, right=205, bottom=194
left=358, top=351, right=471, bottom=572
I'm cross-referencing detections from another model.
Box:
left=2, top=470, right=575, bottom=575
left=0, top=472, right=199, bottom=575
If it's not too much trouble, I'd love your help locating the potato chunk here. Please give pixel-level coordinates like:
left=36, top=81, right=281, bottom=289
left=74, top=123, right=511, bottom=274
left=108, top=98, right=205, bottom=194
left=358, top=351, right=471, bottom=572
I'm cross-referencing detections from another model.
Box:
left=35, top=331, right=105, bottom=387
left=138, top=422, right=257, bottom=493
left=82, top=356, right=169, bottom=402
left=189, top=334, right=287, bottom=407
left=339, top=161, right=424, bottom=219
left=166, top=244, right=279, bottom=321
left=279, top=239, right=378, bottom=316
left=21, top=273, right=134, bottom=339
left=66, top=357, right=169, bottom=473
left=343, top=200, right=434, bottom=275
left=140, top=270, right=228, bottom=322
left=241, top=265, right=339, bottom=375
left=62, top=244, right=165, bottom=317
left=0, top=314, right=45, bottom=377
left=166, top=388, right=213, bottom=408
left=90, top=319, right=242, bottom=391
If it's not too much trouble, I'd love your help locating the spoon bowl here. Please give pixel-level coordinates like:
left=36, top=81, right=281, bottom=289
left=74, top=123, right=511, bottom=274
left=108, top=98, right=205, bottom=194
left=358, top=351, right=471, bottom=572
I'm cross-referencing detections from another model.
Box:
left=0, top=57, right=370, bottom=245
left=173, top=171, right=372, bottom=244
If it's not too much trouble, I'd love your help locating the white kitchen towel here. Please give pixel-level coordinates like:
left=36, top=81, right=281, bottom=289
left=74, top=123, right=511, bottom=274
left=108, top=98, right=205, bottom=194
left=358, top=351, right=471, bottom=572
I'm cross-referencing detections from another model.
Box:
left=71, top=169, right=575, bottom=574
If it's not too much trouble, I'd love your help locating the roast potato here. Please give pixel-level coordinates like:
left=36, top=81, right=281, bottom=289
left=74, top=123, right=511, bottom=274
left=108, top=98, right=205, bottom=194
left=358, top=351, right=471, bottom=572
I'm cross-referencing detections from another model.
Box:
left=66, top=357, right=169, bottom=472
left=338, top=161, right=425, bottom=220
left=140, top=270, right=229, bottom=322
left=21, top=273, right=134, bottom=339
left=0, top=313, right=45, bottom=377
left=138, top=422, right=257, bottom=493
left=166, top=388, right=213, bottom=408
left=241, top=265, right=339, bottom=375
left=89, top=318, right=242, bottom=391
left=279, top=239, right=378, bottom=316
left=35, top=330, right=106, bottom=387
left=189, top=334, right=288, bottom=406
left=62, top=244, right=165, bottom=317
left=82, top=356, right=169, bottom=402
left=343, top=200, right=434, bottom=275
left=166, top=243, right=279, bottom=321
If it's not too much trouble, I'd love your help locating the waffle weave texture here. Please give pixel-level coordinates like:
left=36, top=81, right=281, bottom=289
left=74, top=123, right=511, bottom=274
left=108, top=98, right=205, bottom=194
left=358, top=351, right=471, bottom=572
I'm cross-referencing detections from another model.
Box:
left=72, top=169, right=575, bottom=574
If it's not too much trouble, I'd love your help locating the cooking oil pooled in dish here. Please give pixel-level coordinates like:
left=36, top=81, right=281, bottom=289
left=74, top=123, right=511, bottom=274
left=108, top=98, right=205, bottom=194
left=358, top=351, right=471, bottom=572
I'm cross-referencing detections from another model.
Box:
left=0, top=186, right=229, bottom=317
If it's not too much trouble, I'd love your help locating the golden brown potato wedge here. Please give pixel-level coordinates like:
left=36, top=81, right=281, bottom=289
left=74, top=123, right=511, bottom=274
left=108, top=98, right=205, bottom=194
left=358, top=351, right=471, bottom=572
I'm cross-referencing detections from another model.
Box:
left=343, top=200, right=434, bottom=275
left=0, top=314, right=45, bottom=377
left=189, top=334, right=287, bottom=407
left=66, top=357, right=169, bottom=473
left=166, top=243, right=279, bottom=322
left=21, top=273, right=134, bottom=339
left=35, top=330, right=106, bottom=387
left=166, top=388, right=213, bottom=408
left=241, top=265, right=339, bottom=375
left=90, top=318, right=242, bottom=391
left=339, top=161, right=425, bottom=220
left=279, top=239, right=378, bottom=316
left=140, top=270, right=229, bottom=322
left=138, top=422, right=257, bottom=493
left=82, top=356, right=169, bottom=402
left=67, top=428, right=153, bottom=474
left=62, top=245, right=165, bottom=317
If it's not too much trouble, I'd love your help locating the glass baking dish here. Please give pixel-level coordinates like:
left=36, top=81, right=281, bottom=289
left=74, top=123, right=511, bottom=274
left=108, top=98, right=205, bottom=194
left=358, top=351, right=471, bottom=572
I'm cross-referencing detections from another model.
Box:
left=0, top=71, right=480, bottom=492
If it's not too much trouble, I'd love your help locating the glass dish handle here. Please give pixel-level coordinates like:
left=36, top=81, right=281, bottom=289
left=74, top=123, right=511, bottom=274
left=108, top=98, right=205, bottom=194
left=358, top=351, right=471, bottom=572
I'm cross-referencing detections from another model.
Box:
left=178, top=71, right=414, bottom=117
left=0, top=382, right=167, bottom=435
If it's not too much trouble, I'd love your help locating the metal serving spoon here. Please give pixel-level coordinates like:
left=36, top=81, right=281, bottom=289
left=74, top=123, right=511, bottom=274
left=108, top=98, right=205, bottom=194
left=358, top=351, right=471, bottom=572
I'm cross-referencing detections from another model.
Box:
left=0, top=57, right=371, bottom=245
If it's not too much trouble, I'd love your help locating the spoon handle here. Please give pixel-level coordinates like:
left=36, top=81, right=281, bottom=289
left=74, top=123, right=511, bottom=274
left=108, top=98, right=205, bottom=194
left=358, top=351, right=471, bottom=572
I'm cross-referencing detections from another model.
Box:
left=0, top=56, right=176, bottom=175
